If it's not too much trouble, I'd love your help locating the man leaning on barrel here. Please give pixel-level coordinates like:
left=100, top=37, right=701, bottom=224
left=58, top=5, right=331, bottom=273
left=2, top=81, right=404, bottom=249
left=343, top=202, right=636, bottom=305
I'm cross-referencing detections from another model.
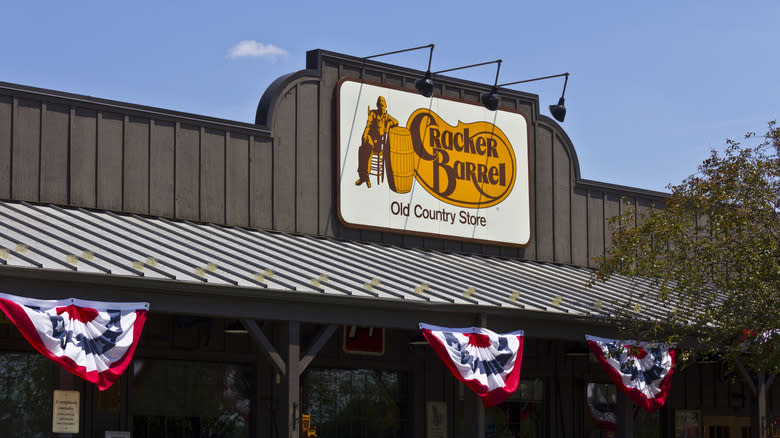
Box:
left=355, top=96, right=398, bottom=188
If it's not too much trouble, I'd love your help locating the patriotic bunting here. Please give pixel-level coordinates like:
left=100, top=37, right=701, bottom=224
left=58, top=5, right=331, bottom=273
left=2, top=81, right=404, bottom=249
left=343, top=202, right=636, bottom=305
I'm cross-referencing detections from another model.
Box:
left=0, top=292, right=149, bottom=390
left=419, top=323, right=524, bottom=407
left=586, top=335, right=675, bottom=412
left=586, top=383, right=616, bottom=431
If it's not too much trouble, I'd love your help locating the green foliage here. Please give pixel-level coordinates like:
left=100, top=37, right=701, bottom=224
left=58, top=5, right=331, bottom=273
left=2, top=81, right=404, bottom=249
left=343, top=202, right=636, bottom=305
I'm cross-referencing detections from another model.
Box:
left=591, top=121, right=780, bottom=375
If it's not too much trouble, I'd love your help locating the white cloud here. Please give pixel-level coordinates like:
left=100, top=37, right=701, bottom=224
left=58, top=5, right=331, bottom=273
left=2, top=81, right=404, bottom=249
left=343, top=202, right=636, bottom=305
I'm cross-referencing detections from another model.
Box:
left=226, top=40, right=287, bottom=60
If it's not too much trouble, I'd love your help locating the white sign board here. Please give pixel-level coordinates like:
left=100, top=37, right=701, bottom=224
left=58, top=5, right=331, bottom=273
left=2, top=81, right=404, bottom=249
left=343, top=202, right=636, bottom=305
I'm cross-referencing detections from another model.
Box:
left=337, top=79, right=531, bottom=246
left=52, top=389, right=80, bottom=434
left=426, top=401, right=447, bottom=438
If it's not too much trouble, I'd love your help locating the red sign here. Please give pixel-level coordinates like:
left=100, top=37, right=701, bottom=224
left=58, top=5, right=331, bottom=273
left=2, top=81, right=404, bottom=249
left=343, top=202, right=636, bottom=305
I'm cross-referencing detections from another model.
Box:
left=343, top=326, right=384, bottom=355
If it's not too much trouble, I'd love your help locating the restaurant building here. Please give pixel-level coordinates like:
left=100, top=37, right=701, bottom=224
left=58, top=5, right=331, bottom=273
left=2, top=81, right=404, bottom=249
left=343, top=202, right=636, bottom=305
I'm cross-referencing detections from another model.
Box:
left=0, top=49, right=776, bottom=437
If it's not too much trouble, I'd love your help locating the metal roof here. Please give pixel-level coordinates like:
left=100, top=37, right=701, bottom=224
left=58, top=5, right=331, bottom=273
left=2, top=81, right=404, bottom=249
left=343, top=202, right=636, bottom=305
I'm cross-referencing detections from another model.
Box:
left=0, top=200, right=668, bottom=320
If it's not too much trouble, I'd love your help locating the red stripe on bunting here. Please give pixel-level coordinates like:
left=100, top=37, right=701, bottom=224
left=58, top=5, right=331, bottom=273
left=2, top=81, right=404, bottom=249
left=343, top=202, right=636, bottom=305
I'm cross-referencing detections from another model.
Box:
left=586, top=335, right=675, bottom=413
left=420, top=323, right=524, bottom=407
left=0, top=293, right=148, bottom=390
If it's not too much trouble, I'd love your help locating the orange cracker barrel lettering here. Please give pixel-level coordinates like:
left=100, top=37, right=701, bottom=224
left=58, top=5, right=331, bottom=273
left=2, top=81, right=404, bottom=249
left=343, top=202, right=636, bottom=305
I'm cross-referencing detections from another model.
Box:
left=386, top=126, right=416, bottom=194
left=407, top=109, right=516, bottom=208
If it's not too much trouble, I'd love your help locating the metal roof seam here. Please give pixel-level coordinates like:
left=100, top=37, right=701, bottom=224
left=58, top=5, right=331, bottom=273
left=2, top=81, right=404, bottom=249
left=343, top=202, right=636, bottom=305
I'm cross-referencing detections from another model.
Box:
left=292, top=235, right=442, bottom=303
left=0, top=210, right=111, bottom=274
left=0, top=230, right=63, bottom=269
left=57, top=206, right=210, bottom=283
left=42, top=204, right=178, bottom=280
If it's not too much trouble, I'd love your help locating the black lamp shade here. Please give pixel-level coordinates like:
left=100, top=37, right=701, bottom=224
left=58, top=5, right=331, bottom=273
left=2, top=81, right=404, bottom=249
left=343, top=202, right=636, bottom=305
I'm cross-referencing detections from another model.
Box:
left=415, top=77, right=434, bottom=98
left=480, top=91, right=499, bottom=111
left=225, top=320, right=248, bottom=334
left=549, top=97, right=566, bottom=122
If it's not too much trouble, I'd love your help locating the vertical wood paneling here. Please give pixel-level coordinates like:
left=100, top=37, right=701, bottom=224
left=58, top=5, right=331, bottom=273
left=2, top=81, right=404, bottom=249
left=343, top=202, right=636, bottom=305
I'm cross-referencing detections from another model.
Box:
left=319, top=62, right=339, bottom=237
left=70, top=108, right=97, bottom=207
left=443, top=86, right=460, bottom=100
left=40, top=103, right=69, bottom=204
left=200, top=128, right=226, bottom=224
left=12, top=99, right=41, bottom=201
left=123, top=116, right=150, bottom=214
left=423, top=238, right=444, bottom=251
left=603, top=193, right=620, bottom=249
left=226, top=133, right=249, bottom=227
left=637, top=198, right=654, bottom=222
left=175, top=124, right=200, bottom=220
left=553, top=134, right=571, bottom=264
left=0, top=95, right=10, bottom=198
left=701, top=364, right=716, bottom=410
left=149, top=120, right=175, bottom=217
left=443, top=238, right=463, bottom=254
left=273, top=87, right=297, bottom=232
left=97, top=112, right=123, bottom=211
left=535, top=126, right=554, bottom=262
left=0, top=65, right=673, bottom=270
left=482, top=244, right=501, bottom=257
left=571, top=188, right=589, bottom=266
left=249, top=136, right=273, bottom=229
left=402, top=234, right=424, bottom=250
left=524, top=123, right=537, bottom=261
left=296, top=81, right=319, bottom=234
left=686, top=368, right=700, bottom=409
left=385, top=74, right=403, bottom=88
left=587, top=191, right=604, bottom=267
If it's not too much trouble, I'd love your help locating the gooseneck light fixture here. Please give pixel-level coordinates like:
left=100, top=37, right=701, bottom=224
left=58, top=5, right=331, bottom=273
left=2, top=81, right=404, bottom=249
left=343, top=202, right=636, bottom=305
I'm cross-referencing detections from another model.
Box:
left=433, top=59, right=503, bottom=109
left=482, top=72, right=570, bottom=121
left=362, top=45, right=569, bottom=119
left=362, top=44, right=436, bottom=97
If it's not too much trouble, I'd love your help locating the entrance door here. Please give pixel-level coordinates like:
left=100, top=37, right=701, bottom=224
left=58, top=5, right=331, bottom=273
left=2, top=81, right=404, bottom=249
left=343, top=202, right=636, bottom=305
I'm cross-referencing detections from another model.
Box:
left=702, top=416, right=751, bottom=438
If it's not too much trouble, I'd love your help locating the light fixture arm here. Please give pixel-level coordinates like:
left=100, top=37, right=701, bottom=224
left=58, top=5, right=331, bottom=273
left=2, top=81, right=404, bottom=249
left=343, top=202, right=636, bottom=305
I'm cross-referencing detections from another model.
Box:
left=419, top=56, right=501, bottom=101
left=433, top=59, right=502, bottom=76
left=498, top=72, right=569, bottom=90
left=494, top=72, right=571, bottom=121
left=363, top=43, right=435, bottom=62
left=363, top=44, right=437, bottom=98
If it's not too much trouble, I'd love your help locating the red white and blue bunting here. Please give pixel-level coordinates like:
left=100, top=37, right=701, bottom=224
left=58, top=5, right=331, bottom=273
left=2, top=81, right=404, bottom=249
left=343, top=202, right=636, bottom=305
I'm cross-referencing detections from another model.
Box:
left=420, top=323, right=524, bottom=407
left=586, top=335, right=675, bottom=412
left=586, top=383, right=616, bottom=431
left=0, top=292, right=149, bottom=390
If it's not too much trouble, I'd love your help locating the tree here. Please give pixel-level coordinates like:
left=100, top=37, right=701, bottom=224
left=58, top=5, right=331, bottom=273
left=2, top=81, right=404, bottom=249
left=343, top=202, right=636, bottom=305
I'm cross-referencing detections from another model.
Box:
left=591, top=121, right=779, bottom=436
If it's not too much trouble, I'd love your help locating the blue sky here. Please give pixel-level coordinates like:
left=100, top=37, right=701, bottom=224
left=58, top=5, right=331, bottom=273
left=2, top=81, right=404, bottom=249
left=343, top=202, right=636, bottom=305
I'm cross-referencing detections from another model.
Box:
left=1, top=1, right=777, bottom=193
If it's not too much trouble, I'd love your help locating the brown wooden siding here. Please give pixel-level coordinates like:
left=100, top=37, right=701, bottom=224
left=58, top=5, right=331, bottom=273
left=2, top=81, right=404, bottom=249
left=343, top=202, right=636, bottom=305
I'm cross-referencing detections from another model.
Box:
left=260, top=54, right=667, bottom=266
left=1, top=57, right=666, bottom=267
left=0, top=84, right=271, bottom=229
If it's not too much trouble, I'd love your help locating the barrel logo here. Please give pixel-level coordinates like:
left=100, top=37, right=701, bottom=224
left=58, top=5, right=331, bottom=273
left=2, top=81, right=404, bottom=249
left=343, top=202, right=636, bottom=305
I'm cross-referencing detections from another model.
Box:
left=407, top=109, right=516, bottom=209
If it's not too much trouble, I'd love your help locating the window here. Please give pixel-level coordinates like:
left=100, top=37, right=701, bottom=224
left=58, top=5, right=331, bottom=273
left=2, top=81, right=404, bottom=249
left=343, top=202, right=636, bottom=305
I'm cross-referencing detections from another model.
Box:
left=485, top=378, right=545, bottom=438
left=0, top=353, right=53, bottom=437
left=303, top=368, right=410, bottom=438
left=131, top=359, right=251, bottom=438
left=586, top=383, right=660, bottom=438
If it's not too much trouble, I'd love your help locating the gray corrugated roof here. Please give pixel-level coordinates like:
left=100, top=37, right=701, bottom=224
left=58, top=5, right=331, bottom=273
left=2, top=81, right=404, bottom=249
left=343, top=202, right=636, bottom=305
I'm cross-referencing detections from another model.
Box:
left=0, top=200, right=667, bottom=319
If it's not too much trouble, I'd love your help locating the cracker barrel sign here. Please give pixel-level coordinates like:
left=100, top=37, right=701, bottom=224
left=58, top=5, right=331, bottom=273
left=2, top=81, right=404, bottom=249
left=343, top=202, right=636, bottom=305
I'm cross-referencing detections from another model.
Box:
left=337, top=79, right=530, bottom=246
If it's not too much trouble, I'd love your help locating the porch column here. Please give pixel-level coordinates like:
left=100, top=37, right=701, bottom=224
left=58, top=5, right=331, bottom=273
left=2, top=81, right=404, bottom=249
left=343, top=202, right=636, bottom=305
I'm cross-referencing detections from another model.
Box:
left=241, top=319, right=337, bottom=438
left=279, top=320, right=301, bottom=438
left=615, top=390, right=634, bottom=438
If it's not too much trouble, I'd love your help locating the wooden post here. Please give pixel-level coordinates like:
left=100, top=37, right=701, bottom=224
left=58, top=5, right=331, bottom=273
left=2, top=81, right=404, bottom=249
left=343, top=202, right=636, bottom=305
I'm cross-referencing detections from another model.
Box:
left=735, top=359, right=777, bottom=438
left=241, top=320, right=336, bottom=438
left=758, top=373, right=767, bottom=438
left=615, top=390, right=634, bottom=438
left=279, top=321, right=301, bottom=438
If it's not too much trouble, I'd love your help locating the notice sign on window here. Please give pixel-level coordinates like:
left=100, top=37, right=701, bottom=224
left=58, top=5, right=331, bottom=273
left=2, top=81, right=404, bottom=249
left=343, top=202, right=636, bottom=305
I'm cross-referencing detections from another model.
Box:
left=52, top=390, right=80, bottom=434
left=426, top=401, right=447, bottom=438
